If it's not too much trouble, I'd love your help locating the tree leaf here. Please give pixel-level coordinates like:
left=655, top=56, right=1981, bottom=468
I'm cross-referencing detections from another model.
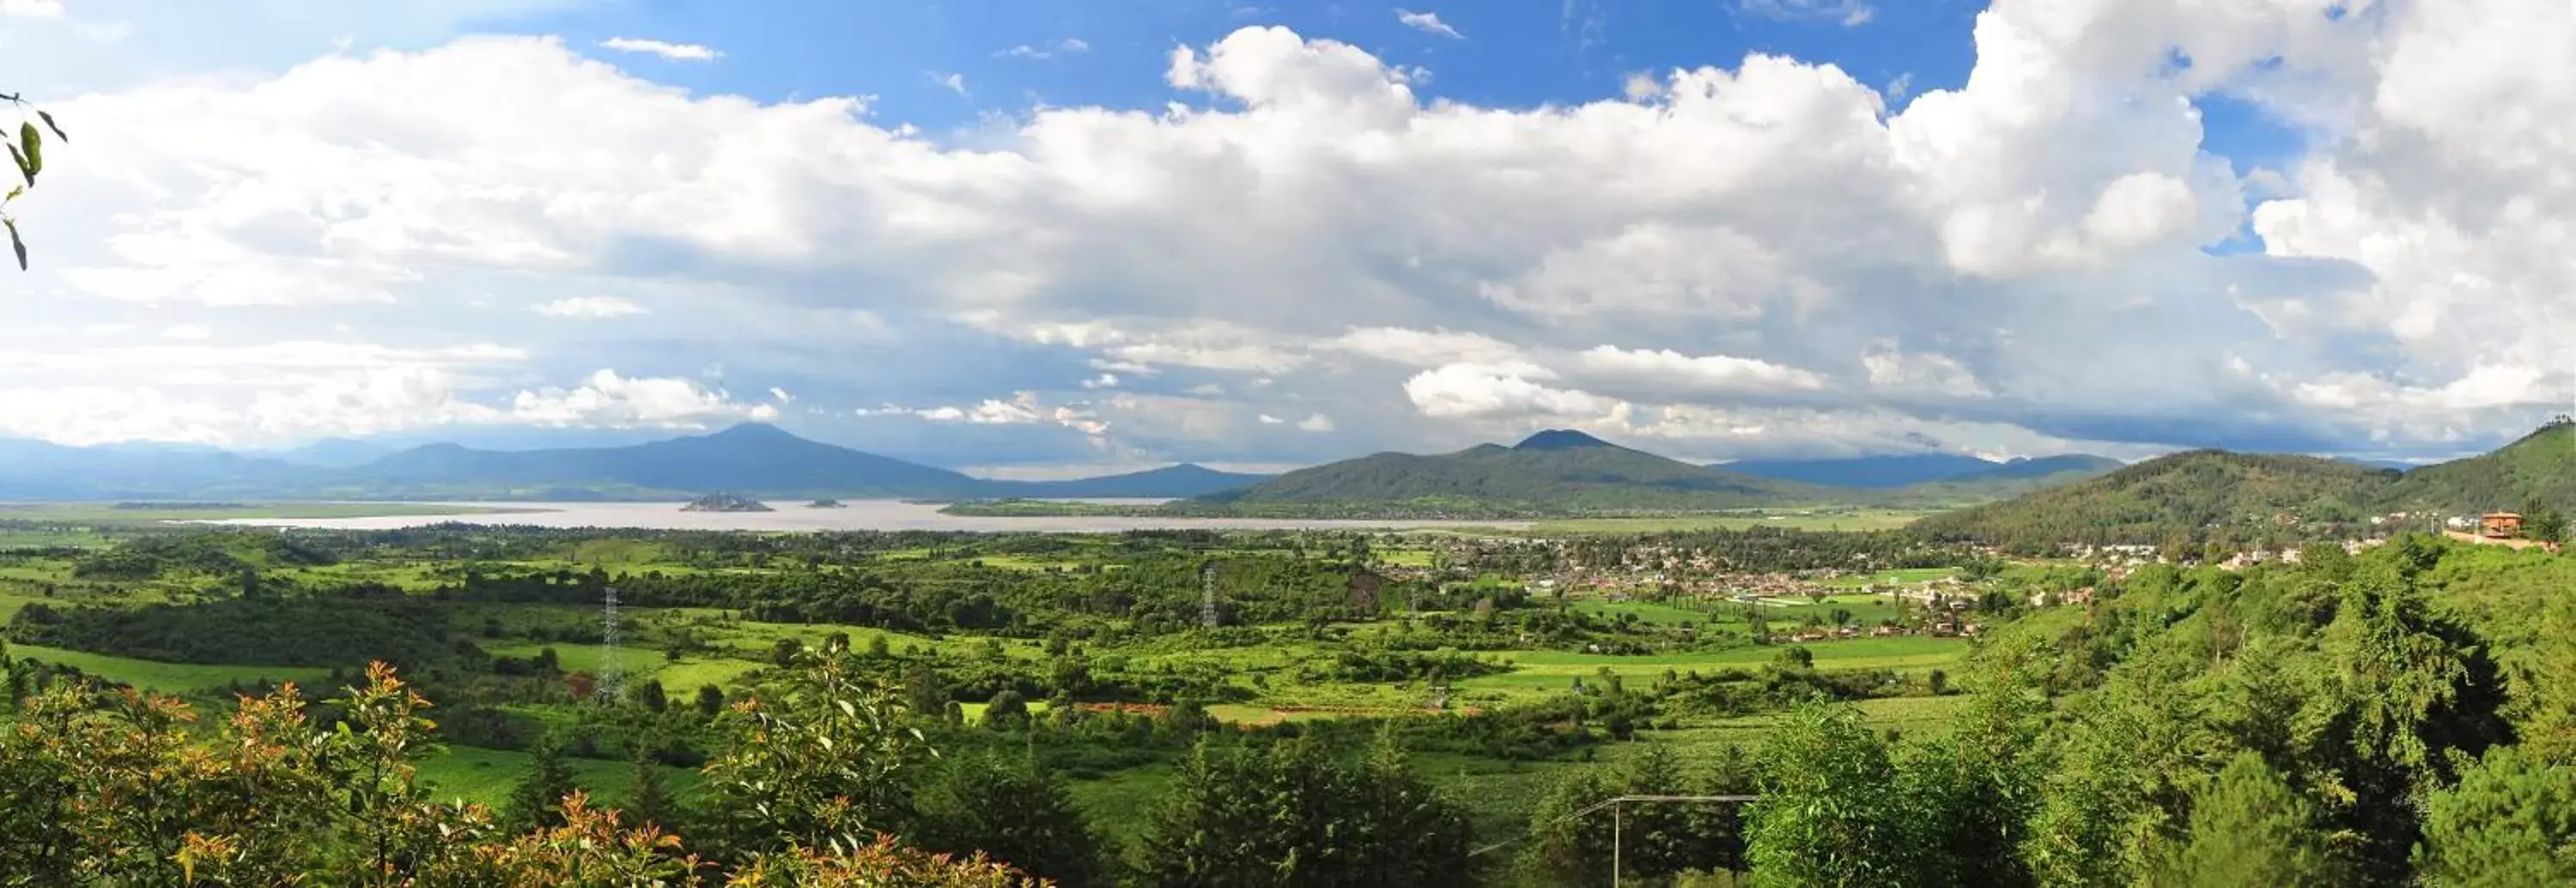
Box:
left=37, top=110, right=64, bottom=143
left=6, top=218, right=25, bottom=271
left=5, top=144, right=28, bottom=188
left=16, top=122, right=35, bottom=175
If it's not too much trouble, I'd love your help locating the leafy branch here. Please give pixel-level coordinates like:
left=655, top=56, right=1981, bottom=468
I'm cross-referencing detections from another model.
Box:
left=0, top=90, right=70, bottom=271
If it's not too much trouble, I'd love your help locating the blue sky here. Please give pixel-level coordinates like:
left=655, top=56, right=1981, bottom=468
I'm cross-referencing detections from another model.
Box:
left=0, top=0, right=2565, bottom=475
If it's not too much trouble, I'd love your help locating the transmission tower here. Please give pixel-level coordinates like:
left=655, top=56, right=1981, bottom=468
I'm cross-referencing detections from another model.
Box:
left=599, top=585, right=623, bottom=702
left=1200, top=561, right=1220, bottom=630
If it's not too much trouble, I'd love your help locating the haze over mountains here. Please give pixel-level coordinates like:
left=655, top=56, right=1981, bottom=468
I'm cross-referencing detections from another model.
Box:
left=0, top=423, right=2129, bottom=506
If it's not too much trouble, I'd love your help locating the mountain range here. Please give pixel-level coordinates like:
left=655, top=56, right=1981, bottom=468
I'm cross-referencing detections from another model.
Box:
left=0, top=423, right=2132, bottom=508
left=0, top=424, right=1272, bottom=502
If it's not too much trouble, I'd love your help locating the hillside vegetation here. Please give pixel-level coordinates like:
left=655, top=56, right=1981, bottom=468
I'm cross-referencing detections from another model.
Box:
left=1204, top=431, right=1816, bottom=512
left=1912, top=422, right=2576, bottom=548
left=1913, top=450, right=2397, bottom=546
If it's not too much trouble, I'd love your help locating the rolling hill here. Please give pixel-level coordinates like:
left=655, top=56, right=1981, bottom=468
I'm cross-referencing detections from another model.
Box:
left=1911, top=450, right=2397, bottom=546
left=2377, top=422, right=2576, bottom=514
left=1911, top=422, right=2576, bottom=546
left=1200, top=429, right=1818, bottom=511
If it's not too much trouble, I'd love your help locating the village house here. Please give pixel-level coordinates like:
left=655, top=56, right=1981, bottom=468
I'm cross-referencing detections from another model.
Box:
left=2482, top=512, right=2524, bottom=538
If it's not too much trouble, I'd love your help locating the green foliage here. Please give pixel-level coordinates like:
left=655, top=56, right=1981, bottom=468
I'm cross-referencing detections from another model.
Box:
left=2162, top=752, right=2341, bottom=886
left=2417, top=745, right=2576, bottom=886
left=698, top=644, right=928, bottom=860
left=1744, top=702, right=1918, bottom=887
left=503, top=729, right=582, bottom=833
left=1, top=94, right=66, bottom=270
left=917, top=750, right=1105, bottom=886
left=1133, top=734, right=1473, bottom=888
left=623, top=745, right=683, bottom=831
left=1915, top=450, right=2395, bottom=547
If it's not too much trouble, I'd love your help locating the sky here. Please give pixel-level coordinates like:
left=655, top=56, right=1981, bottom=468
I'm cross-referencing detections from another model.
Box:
left=0, top=0, right=2568, bottom=477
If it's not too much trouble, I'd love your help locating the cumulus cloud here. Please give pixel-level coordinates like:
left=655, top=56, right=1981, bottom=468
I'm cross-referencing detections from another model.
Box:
left=598, top=37, right=721, bottom=61
left=13, top=6, right=2574, bottom=463
left=1395, top=9, right=1463, bottom=39
left=507, top=369, right=775, bottom=427
left=531, top=296, right=648, bottom=319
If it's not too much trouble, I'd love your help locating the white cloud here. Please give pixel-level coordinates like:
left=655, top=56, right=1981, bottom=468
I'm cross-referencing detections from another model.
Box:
left=13, top=9, right=2575, bottom=464
left=507, top=369, right=774, bottom=428
left=1297, top=413, right=1335, bottom=433
left=1404, top=363, right=1614, bottom=421
left=769, top=386, right=793, bottom=403
left=1395, top=9, right=1464, bottom=40
left=0, top=0, right=63, bottom=18
left=1258, top=413, right=1284, bottom=424
left=161, top=325, right=212, bottom=340
left=531, top=296, right=648, bottom=319
left=999, top=38, right=1091, bottom=60
left=931, top=71, right=968, bottom=96
left=1739, top=0, right=1873, bottom=27
left=598, top=37, right=721, bottom=61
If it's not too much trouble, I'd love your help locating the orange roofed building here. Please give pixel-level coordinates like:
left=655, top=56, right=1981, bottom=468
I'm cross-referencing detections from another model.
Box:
left=2482, top=512, right=2524, bottom=538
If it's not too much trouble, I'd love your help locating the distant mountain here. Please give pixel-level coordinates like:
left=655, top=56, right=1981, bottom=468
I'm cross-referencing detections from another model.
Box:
left=1721, top=453, right=2008, bottom=489
left=0, top=424, right=1272, bottom=502
left=258, top=438, right=393, bottom=468
left=1200, top=429, right=1814, bottom=511
left=1967, top=454, right=2126, bottom=480
left=1009, top=464, right=1272, bottom=499
left=1911, top=450, right=2395, bottom=545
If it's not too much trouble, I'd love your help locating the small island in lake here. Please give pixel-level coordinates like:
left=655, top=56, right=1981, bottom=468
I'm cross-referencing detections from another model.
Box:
left=806, top=498, right=847, bottom=508
left=680, top=493, right=773, bottom=513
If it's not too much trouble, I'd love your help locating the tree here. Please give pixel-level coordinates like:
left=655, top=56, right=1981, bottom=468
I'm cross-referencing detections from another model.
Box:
left=1745, top=702, right=1918, bottom=888
left=1, top=95, right=68, bottom=270
left=623, top=746, right=681, bottom=832
left=700, top=644, right=927, bottom=860
left=981, top=689, right=1031, bottom=731
left=2160, top=752, right=2339, bottom=886
left=2417, top=745, right=2576, bottom=885
left=631, top=678, right=668, bottom=713
left=1135, top=736, right=1473, bottom=888
left=917, top=750, right=1104, bottom=886
left=504, top=730, right=582, bottom=833
left=2529, top=509, right=2568, bottom=544
left=696, top=684, right=726, bottom=717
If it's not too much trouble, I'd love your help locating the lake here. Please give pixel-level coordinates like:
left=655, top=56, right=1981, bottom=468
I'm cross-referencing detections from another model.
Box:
left=186, top=500, right=1529, bottom=533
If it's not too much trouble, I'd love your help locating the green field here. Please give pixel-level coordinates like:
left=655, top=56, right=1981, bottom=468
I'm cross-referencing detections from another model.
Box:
left=1458, top=636, right=1969, bottom=691
left=3, top=643, right=338, bottom=694
left=416, top=743, right=702, bottom=810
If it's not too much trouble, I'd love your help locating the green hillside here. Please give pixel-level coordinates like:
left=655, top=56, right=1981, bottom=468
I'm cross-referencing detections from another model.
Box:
left=1911, top=450, right=2396, bottom=547
left=1200, top=430, right=1818, bottom=513
left=2379, top=422, right=2576, bottom=514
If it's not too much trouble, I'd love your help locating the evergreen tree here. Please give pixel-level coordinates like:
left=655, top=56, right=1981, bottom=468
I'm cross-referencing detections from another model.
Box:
left=2417, top=745, right=2576, bottom=886
left=1136, top=736, right=1473, bottom=888
left=630, top=678, right=667, bottom=714
left=2162, top=752, right=2339, bottom=886
left=623, top=745, right=680, bottom=831
left=917, top=750, right=1105, bottom=886
left=503, top=730, right=581, bottom=833
left=696, top=684, right=726, bottom=717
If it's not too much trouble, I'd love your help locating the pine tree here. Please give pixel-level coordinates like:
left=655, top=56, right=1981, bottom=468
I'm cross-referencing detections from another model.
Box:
left=2418, top=745, right=2576, bottom=885
left=917, top=750, right=1104, bottom=886
left=623, top=745, right=679, bottom=832
left=2163, top=752, right=2339, bottom=886
left=1744, top=702, right=1917, bottom=888
left=503, top=730, right=581, bottom=833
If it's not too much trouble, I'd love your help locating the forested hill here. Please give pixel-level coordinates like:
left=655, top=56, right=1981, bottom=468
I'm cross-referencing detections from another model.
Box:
left=1911, top=449, right=2397, bottom=547
left=1914, top=422, right=2576, bottom=548
left=2380, top=423, right=2576, bottom=514
left=1200, top=429, right=1819, bottom=511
